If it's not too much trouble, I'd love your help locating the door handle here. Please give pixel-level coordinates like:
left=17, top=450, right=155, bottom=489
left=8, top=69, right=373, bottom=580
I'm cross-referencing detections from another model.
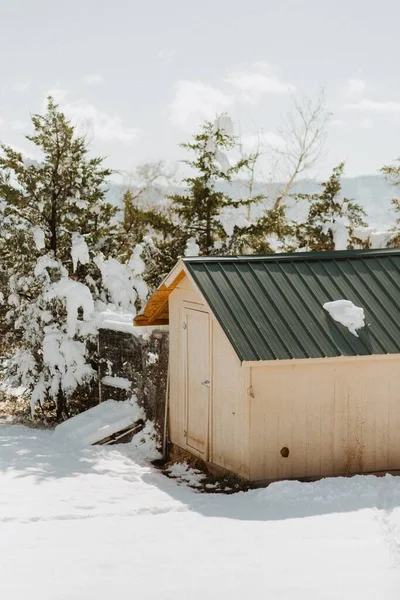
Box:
left=201, top=380, right=210, bottom=388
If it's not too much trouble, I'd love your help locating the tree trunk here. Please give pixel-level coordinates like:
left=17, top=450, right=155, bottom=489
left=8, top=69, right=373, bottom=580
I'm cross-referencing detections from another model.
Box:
left=56, top=389, right=69, bottom=421
left=50, top=194, right=57, bottom=257
left=206, top=201, right=212, bottom=253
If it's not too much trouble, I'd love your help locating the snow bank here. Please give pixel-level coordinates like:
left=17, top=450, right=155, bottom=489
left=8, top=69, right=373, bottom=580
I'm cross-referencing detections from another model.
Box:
left=3, top=426, right=400, bottom=599
left=323, top=299, right=365, bottom=337
left=129, top=420, right=161, bottom=461
left=53, top=398, right=144, bottom=446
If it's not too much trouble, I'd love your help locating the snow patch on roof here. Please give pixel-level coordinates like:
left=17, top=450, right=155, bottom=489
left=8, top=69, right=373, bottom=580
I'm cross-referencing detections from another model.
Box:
left=323, top=299, right=365, bottom=337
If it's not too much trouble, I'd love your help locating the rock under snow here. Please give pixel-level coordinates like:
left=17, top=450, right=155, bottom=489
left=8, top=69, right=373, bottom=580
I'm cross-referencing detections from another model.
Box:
left=53, top=398, right=144, bottom=446
left=323, top=299, right=366, bottom=337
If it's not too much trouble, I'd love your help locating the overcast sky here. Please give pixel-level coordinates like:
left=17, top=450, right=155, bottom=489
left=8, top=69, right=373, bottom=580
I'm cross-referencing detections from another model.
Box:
left=1, top=0, right=399, bottom=182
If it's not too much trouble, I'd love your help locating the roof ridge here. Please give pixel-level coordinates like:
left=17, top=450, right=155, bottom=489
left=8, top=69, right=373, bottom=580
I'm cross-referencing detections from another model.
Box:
left=183, top=247, right=400, bottom=263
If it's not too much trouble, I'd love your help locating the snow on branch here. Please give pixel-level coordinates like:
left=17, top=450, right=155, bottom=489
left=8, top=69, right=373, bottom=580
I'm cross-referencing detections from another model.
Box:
left=45, top=278, right=94, bottom=337
left=71, top=233, right=90, bottom=272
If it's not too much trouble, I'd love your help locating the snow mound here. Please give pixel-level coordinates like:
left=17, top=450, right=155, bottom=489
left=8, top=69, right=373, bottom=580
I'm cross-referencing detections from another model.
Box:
left=129, top=421, right=161, bottom=461
left=53, top=398, right=144, bottom=446
left=323, top=299, right=365, bottom=337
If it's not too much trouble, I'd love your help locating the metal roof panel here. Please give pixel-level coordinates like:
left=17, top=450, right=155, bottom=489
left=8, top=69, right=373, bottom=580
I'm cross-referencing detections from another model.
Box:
left=184, top=249, right=400, bottom=361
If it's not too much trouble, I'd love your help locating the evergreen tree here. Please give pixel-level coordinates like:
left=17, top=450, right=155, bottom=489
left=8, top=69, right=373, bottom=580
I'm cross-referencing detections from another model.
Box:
left=295, top=163, right=367, bottom=251
left=168, top=115, right=262, bottom=256
left=0, top=98, right=146, bottom=420
left=381, top=158, right=400, bottom=246
left=229, top=205, right=294, bottom=254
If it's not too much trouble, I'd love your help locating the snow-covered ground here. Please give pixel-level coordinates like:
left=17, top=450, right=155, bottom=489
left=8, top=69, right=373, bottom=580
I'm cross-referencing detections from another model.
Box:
left=1, top=424, right=400, bottom=599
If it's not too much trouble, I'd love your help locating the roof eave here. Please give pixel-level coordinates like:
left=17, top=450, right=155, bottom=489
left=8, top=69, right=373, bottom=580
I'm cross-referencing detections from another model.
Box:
left=133, top=260, right=187, bottom=327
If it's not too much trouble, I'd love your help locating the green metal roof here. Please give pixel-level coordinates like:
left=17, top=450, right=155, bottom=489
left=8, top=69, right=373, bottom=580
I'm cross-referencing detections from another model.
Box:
left=184, top=248, right=400, bottom=362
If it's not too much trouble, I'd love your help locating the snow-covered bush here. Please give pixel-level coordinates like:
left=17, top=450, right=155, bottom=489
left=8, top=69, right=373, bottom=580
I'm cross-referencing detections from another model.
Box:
left=0, top=98, right=148, bottom=419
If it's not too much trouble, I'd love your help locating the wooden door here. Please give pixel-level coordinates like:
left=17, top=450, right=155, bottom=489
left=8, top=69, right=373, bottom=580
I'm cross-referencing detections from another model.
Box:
left=183, top=308, right=210, bottom=458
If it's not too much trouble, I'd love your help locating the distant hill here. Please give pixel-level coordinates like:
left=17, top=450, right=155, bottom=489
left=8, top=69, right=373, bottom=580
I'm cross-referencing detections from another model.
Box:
left=106, top=174, right=398, bottom=229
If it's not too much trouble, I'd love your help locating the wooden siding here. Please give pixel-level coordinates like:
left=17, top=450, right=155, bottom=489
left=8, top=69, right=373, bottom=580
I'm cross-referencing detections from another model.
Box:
left=168, top=275, right=250, bottom=479
left=210, top=320, right=250, bottom=479
left=249, top=357, right=400, bottom=481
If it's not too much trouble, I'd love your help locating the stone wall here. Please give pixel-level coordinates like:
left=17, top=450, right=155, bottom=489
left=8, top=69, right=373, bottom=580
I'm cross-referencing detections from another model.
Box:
left=98, top=328, right=169, bottom=440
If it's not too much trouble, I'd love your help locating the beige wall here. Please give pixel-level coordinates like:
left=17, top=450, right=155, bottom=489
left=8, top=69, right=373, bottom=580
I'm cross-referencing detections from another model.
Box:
left=169, top=272, right=400, bottom=483
left=249, top=357, right=400, bottom=482
left=210, top=321, right=250, bottom=479
left=169, top=274, right=250, bottom=479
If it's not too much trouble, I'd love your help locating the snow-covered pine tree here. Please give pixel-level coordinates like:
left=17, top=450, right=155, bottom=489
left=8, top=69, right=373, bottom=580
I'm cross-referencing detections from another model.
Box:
left=294, top=163, right=368, bottom=251
left=168, top=114, right=262, bottom=256
left=0, top=98, right=147, bottom=420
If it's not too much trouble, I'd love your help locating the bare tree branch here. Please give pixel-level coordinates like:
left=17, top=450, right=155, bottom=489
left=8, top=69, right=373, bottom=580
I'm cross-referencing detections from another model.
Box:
left=272, top=87, right=330, bottom=209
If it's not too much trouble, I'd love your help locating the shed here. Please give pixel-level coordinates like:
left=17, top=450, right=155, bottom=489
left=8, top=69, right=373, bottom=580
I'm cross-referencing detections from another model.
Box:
left=134, top=248, right=400, bottom=484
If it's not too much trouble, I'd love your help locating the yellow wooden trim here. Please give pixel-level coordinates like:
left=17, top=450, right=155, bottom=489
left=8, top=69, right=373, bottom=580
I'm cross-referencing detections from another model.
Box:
left=133, top=268, right=186, bottom=326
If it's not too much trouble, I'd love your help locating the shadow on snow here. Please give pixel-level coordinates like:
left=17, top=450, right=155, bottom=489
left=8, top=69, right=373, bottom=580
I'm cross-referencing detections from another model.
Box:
left=1, top=424, right=400, bottom=523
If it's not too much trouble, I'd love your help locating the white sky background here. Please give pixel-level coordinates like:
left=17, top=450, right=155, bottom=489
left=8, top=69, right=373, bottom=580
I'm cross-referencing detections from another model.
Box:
left=0, top=0, right=399, bottom=182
